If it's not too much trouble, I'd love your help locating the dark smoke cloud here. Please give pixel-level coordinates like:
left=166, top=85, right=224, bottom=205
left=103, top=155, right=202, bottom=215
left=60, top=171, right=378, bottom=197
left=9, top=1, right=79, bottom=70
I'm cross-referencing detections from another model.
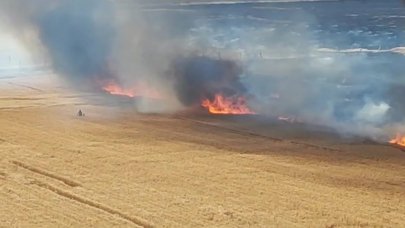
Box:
left=0, top=0, right=248, bottom=101
left=0, top=0, right=117, bottom=89
left=37, top=0, right=115, bottom=85
left=171, top=56, right=247, bottom=106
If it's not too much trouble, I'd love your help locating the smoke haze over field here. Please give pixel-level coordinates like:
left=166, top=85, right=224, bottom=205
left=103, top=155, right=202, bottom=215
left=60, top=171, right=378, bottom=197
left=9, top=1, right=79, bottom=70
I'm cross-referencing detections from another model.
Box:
left=1, top=0, right=405, bottom=140
left=37, top=0, right=115, bottom=84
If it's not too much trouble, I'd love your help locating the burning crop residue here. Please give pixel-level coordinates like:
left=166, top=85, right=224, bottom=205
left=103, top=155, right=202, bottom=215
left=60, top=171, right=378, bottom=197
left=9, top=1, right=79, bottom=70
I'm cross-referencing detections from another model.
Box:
left=389, top=134, right=405, bottom=147
left=172, top=56, right=255, bottom=115
left=102, top=81, right=162, bottom=100
left=201, top=94, right=255, bottom=115
left=103, top=83, right=137, bottom=98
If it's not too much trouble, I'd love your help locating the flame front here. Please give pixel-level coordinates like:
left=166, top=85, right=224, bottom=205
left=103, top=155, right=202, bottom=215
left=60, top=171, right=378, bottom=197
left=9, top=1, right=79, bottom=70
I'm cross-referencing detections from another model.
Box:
left=389, top=134, right=405, bottom=147
left=102, top=82, right=161, bottom=99
left=201, top=94, right=255, bottom=115
left=103, top=84, right=137, bottom=98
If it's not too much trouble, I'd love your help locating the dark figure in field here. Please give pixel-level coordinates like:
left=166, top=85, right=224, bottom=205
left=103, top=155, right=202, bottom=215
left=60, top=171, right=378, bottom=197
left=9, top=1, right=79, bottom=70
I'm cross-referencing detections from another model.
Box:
left=77, top=109, right=85, bottom=117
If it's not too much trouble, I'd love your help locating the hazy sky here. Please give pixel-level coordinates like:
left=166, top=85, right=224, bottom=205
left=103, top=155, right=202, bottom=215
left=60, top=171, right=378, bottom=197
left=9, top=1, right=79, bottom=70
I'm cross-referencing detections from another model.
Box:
left=0, top=34, right=31, bottom=68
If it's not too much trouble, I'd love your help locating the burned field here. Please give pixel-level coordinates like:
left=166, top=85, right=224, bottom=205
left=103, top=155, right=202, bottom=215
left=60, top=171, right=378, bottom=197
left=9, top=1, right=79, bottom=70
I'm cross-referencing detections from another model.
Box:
left=0, top=81, right=404, bottom=227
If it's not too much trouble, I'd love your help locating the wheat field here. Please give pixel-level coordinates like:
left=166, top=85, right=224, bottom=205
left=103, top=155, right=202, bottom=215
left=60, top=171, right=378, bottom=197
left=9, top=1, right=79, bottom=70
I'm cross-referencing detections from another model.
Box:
left=0, top=76, right=404, bottom=227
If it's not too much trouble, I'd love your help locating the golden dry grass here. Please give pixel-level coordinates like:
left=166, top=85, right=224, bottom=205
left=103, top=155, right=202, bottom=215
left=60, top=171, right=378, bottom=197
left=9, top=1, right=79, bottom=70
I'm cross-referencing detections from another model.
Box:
left=0, top=78, right=404, bottom=227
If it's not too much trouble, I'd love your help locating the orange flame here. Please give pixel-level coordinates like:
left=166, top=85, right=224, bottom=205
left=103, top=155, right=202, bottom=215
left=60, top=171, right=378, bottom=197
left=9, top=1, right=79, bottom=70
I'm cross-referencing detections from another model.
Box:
left=389, top=134, right=405, bottom=147
left=102, top=82, right=161, bottom=99
left=201, top=94, right=255, bottom=115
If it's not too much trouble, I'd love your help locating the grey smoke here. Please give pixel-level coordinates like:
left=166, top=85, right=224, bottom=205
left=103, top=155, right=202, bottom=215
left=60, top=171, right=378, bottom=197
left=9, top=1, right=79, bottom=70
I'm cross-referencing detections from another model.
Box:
left=37, top=0, right=115, bottom=85
left=1, top=0, right=405, bottom=140
left=171, top=56, right=247, bottom=106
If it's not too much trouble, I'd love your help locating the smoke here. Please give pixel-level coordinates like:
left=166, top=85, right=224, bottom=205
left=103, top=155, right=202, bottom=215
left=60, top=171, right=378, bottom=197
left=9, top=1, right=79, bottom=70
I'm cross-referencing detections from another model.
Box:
left=245, top=48, right=404, bottom=139
left=1, top=0, right=404, bottom=140
left=0, top=0, right=116, bottom=87
left=37, top=0, right=115, bottom=85
left=244, top=45, right=405, bottom=139
left=171, top=56, right=246, bottom=106
left=0, top=0, right=249, bottom=108
left=184, top=0, right=405, bottom=140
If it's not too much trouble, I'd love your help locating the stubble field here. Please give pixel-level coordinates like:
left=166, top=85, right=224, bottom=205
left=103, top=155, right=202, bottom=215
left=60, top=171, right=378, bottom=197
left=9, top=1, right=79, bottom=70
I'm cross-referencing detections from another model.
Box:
left=0, top=76, right=404, bottom=227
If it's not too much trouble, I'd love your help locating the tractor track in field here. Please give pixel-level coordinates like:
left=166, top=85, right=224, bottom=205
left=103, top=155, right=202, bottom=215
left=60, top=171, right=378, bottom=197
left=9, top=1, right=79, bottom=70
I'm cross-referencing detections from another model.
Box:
left=12, top=160, right=81, bottom=187
left=32, top=180, right=154, bottom=228
left=9, top=160, right=153, bottom=227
